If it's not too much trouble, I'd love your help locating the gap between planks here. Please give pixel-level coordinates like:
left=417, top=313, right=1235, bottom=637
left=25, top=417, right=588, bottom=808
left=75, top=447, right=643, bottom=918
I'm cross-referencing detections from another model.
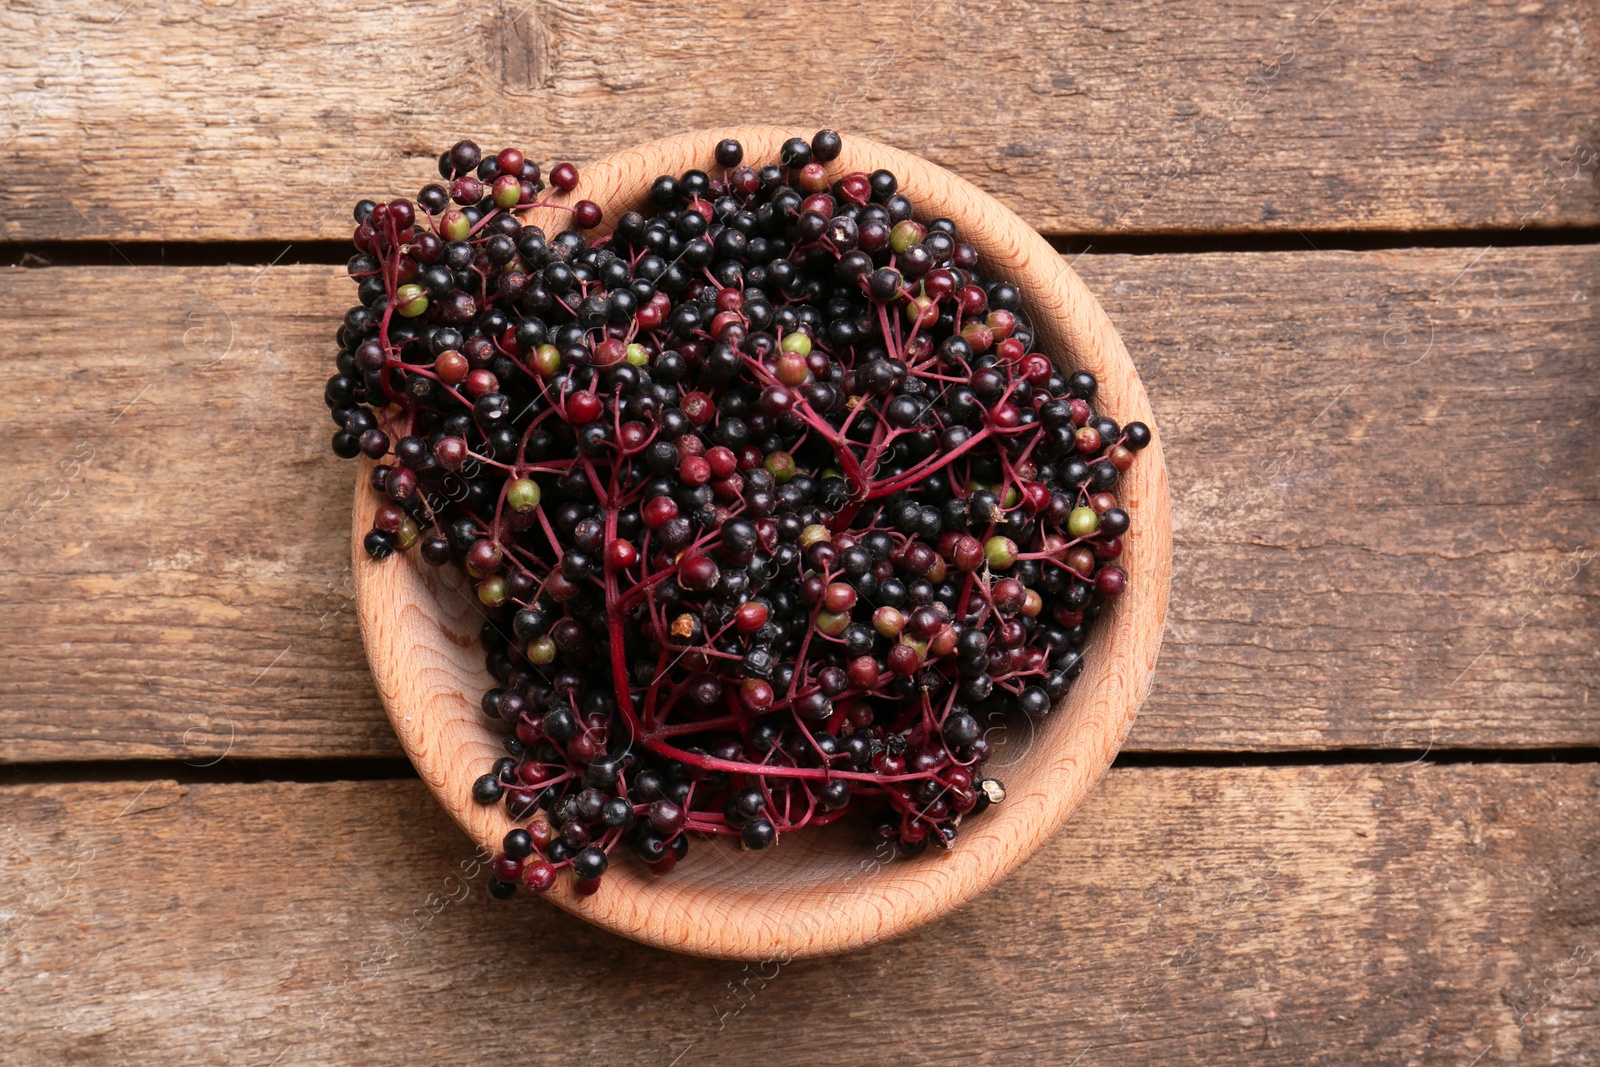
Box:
left=5, top=227, right=1600, bottom=270
left=3, top=747, right=1597, bottom=787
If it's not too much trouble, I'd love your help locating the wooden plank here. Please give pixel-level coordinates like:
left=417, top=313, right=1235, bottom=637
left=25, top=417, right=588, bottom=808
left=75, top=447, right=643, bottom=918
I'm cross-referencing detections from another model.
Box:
left=1, top=0, right=1597, bottom=242
left=1, top=764, right=1594, bottom=1064
left=0, top=247, right=1595, bottom=762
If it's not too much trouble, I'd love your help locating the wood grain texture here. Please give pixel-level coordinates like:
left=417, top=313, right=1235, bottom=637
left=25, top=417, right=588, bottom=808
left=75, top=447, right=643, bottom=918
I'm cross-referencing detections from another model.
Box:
left=353, top=127, right=1171, bottom=958
left=1, top=0, right=1598, bottom=242
left=2, top=246, right=1596, bottom=763
left=1, top=765, right=1595, bottom=1064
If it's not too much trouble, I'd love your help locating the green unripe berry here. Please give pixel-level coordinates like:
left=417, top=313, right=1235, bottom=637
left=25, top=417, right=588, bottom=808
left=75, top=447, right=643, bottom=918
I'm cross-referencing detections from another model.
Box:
left=506, top=478, right=542, bottom=512
left=764, top=450, right=797, bottom=484
left=440, top=210, right=470, bottom=242
left=625, top=343, right=650, bottom=367
left=984, top=535, right=1018, bottom=570
left=477, top=576, right=507, bottom=607
left=395, top=284, right=428, bottom=317
left=491, top=175, right=522, bottom=209
left=890, top=220, right=926, bottom=253
left=815, top=608, right=850, bottom=636
left=799, top=524, right=832, bottom=549
left=873, top=606, right=906, bottom=637
left=527, top=635, right=556, bottom=666
left=534, top=344, right=561, bottom=378
left=775, top=350, right=810, bottom=386
left=1068, top=506, right=1100, bottom=537
left=780, top=331, right=812, bottom=358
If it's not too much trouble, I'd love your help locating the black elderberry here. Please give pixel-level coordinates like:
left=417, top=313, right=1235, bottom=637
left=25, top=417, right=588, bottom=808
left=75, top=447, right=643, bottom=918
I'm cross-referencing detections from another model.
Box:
left=331, top=131, right=1146, bottom=887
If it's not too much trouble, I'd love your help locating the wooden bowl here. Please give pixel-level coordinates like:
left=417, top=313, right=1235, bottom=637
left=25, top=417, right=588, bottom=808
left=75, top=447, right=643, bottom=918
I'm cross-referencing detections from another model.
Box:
left=353, top=127, right=1171, bottom=960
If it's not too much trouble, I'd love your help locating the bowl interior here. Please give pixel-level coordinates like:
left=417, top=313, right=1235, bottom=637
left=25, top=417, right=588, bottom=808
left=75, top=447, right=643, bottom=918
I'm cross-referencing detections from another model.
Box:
left=354, top=126, right=1171, bottom=959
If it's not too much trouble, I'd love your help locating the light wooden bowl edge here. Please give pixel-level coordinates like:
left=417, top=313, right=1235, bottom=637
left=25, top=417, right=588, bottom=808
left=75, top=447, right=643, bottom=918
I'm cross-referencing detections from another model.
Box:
left=353, top=126, right=1172, bottom=960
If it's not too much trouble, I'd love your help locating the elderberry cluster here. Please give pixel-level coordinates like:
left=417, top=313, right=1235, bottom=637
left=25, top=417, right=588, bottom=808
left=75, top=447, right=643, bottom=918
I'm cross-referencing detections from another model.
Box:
left=323, top=131, right=1148, bottom=900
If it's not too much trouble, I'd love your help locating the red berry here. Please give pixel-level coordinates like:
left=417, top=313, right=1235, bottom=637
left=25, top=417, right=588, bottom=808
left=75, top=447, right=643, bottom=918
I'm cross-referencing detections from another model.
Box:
left=988, top=402, right=1020, bottom=429
left=1095, top=565, right=1127, bottom=596
left=957, top=285, right=988, bottom=317
left=679, top=456, right=711, bottom=486
left=635, top=301, right=664, bottom=330
left=793, top=192, right=828, bottom=220
left=642, top=496, right=679, bottom=530
left=574, top=200, right=602, bottom=229
left=923, top=269, right=957, bottom=301
left=739, top=678, right=774, bottom=712
left=887, top=642, right=920, bottom=676
left=704, top=445, right=737, bottom=478
left=680, top=391, right=715, bottom=426
left=992, top=578, right=1026, bottom=615
left=467, top=539, right=503, bottom=574
left=678, top=554, right=720, bottom=591
left=522, top=860, right=556, bottom=893
left=710, top=310, right=743, bottom=339
left=434, top=436, right=469, bottom=470
left=823, top=582, right=857, bottom=613
left=550, top=162, right=579, bottom=191
left=1054, top=605, right=1086, bottom=628
left=496, top=147, right=524, bottom=176
left=838, top=172, right=871, bottom=204
left=619, top=421, right=648, bottom=451
left=734, top=601, right=770, bottom=634
left=605, top=538, right=638, bottom=570
left=951, top=535, right=984, bottom=572
left=373, top=503, right=404, bottom=533
left=566, top=391, right=603, bottom=424
left=848, top=656, right=881, bottom=690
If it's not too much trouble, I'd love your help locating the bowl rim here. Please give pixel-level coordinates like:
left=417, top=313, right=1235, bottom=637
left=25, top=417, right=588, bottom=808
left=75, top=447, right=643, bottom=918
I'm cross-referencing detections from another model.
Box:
left=354, top=126, right=1171, bottom=960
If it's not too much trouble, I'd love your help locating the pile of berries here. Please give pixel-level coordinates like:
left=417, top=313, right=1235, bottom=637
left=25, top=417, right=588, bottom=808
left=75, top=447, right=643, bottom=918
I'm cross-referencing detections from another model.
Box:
left=324, top=131, right=1148, bottom=899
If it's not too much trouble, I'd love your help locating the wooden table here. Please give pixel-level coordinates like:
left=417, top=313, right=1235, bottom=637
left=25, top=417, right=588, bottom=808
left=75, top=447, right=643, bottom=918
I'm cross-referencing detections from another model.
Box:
left=3, top=2, right=1597, bottom=1063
